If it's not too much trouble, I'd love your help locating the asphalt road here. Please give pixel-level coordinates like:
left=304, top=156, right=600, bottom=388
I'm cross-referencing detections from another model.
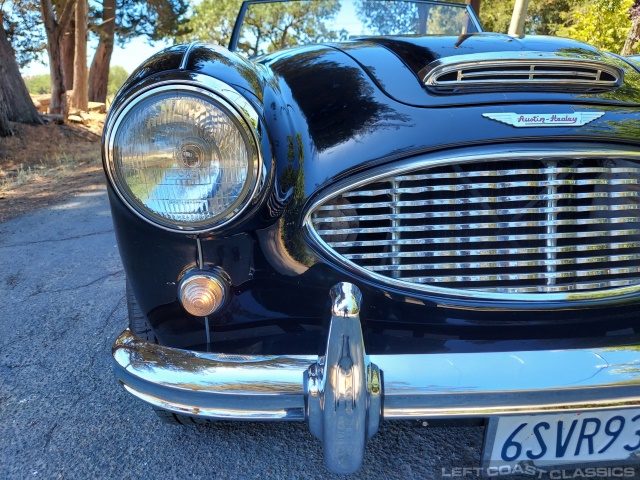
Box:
left=0, top=187, right=633, bottom=480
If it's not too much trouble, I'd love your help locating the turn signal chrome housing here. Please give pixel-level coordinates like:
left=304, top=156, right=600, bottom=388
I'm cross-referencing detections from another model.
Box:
left=178, top=269, right=230, bottom=317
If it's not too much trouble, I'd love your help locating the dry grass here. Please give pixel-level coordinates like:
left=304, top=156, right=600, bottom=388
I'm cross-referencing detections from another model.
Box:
left=0, top=112, right=106, bottom=223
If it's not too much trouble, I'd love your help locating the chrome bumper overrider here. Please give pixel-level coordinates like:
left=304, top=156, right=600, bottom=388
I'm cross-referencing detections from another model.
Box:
left=113, top=283, right=640, bottom=474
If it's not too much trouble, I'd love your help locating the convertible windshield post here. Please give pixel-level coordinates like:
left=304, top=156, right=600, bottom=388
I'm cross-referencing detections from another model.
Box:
left=229, top=1, right=251, bottom=52
left=229, top=0, right=483, bottom=55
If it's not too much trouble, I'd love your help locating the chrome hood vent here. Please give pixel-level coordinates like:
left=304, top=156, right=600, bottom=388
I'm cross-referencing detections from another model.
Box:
left=421, top=52, right=624, bottom=94
left=304, top=147, right=640, bottom=303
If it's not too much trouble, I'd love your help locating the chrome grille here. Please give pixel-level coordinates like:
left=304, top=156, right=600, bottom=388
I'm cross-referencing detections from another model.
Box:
left=421, top=54, right=623, bottom=94
left=308, top=154, right=640, bottom=297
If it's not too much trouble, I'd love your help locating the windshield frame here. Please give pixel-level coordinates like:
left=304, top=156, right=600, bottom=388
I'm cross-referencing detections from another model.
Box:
left=228, top=0, right=483, bottom=52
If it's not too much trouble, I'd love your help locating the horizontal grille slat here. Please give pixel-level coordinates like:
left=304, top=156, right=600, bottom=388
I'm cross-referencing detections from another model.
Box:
left=318, top=217, right=639, bottom=236
left=314, top=204, right=640, bottom=223
left=317, top=191, right=640, bottom=210
left=367, top=253, right=640, bottom=271
left=343, top=241, right=640, bottom=260
left=342, top=178, right=640, bottom=197
left=460, top=70, right=603, bottom=79
left=402, top=266, right=640, bottom=283
left=473, top=279, right=640, bottom=293
left=398, top=167, right=640, bottom=180
left=309, top=154, right=640, bottom=297
left=327, top=229, right=640, bottom=247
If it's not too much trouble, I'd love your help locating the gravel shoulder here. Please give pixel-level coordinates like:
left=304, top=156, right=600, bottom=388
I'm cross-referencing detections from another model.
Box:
left=0, top=119, right=103, bottom=224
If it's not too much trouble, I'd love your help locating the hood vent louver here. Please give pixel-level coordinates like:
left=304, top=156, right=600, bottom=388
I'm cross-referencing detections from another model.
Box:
left=421, top=52, right=624, bottom=94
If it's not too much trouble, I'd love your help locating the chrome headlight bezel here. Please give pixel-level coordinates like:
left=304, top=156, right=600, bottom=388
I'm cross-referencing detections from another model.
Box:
left=104, top=78, right=264, bottom=234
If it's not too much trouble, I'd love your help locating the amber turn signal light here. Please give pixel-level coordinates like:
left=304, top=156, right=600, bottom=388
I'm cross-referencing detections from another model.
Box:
left=178, top=269, right=230, bottom=317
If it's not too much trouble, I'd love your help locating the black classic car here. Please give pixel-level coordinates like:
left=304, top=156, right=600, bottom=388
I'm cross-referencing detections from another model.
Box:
left=105, top=0, right=640, bottom=474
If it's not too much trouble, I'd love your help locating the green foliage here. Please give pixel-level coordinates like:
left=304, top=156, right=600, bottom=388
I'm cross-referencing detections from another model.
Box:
left=177, top=0, right=342, bottom=56
left=176, top=0, right=241, bottom=47
left=107, top=66, right=130, bottom=96
left=108, top=0, right=190, bottom=44
left=479, top=0, right=512, bottom=33
left=557, top=0, right=634, bottom=53
left=355, top=1, right=423, bottom=35
left=3, top=0, right=189, bottom=67
left=1, top=0, right=47, bottom=67
left=240, top=0, right=342, bottom=55
left=480, top=0, right=637, bottom=53
left=525, top=0, right=575, bottom=35
left=355, top=1, right=471, bottom=36
left=480, top=0, right=575, bottom=35
left=24, top=74, right=51, bottom=95
left=24, top=66, right=128, bottom=97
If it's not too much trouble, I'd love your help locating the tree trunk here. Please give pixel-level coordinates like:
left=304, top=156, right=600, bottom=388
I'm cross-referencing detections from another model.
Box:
left=0, top=11, right=42, bottom=124
left=622, top=15, right=640, bottom=55
left=61, top=17, right=75, bottom=91
left=508, top=0, right=531, bottom=37
left=45, top=30, right=67, bottom=116
left=40, top=0, right=77, bottom=116
left=70, top=0, right=88, bottom=110
left=0, top=87, right=12, bottom=137
left=89, top=0, right=116, bottom=103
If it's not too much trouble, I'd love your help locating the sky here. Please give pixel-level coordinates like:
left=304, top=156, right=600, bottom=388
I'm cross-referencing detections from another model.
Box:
left=21, top=36, right=171, bottom=77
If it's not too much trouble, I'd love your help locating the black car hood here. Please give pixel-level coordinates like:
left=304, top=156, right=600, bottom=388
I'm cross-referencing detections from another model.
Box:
left=362, top=33, right=609, bottom=72
left=333, top=33, right=640, bottom=107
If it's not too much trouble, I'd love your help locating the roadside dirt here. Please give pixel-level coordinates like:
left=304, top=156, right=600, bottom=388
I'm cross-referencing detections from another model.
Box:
left=0, top=113, right=105, bottom=223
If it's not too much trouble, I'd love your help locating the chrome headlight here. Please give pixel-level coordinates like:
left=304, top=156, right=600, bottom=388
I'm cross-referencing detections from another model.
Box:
left=105, top=83, right=261, bottom=232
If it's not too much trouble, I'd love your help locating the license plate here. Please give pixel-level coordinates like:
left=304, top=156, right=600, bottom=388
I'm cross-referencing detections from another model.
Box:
left=483, top=409, right=640, bottom=471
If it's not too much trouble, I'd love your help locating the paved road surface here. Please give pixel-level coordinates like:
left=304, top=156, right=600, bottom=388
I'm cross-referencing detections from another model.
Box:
left=0, top=187, right=625, bottom=480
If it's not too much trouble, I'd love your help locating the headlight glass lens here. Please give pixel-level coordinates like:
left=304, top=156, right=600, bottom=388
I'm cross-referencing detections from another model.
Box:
left=110, top=88, right=258, bottom=230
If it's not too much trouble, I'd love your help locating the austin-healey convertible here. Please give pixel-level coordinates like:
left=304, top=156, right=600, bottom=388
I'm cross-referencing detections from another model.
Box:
left=105, top=0, right=640, bottom=474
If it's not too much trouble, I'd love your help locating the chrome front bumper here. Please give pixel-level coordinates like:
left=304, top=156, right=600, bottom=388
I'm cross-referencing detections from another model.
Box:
left=113, top=283, right=640, bottom=474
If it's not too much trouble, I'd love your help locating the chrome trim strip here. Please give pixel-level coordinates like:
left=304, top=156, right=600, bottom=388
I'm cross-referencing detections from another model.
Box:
left=113, top=328, right=640, bottom=420
left=302, top=145, right=640, bottom=303
left=103, top=75, right=265, bottom=234
left=328, top=229, right=640, bottom=247
left=366, top=254, right=640, bottom=271
left=340, top=177, right=640, bottom=196
left=315, top=204, right=640, bottom=223
left=391, top=179, right=402, bottom=278
left=317, top=217, right=640, bottom=235
left=471, top=279, right=640, bottom=293
left=546, top=161, right=558, bottom=285
left=461, top=69, right=604, bottom=79
left=316, top=191, right=640, bottom=210
left=179, top=41, right=204, bottom=70
left=395, top=167, right=640, bottom=179
left=400, top=267, right=640, bottom=283
left=343, top=241, right=640, bottom=260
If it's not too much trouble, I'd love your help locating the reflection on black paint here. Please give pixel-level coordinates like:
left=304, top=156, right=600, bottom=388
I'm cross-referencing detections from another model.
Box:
left=189, top=46, right=235, bottom=69
left=272, top=49, right=411, bottom=151
left=119, top=45, right=189, bottom=95
left=370, top=37, right=440, bottom=74
left=186, top=45, right=265, bottom=98
left=554, top=47, right=607, bottom=60
left=279, top=132, right=315, bottom=265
